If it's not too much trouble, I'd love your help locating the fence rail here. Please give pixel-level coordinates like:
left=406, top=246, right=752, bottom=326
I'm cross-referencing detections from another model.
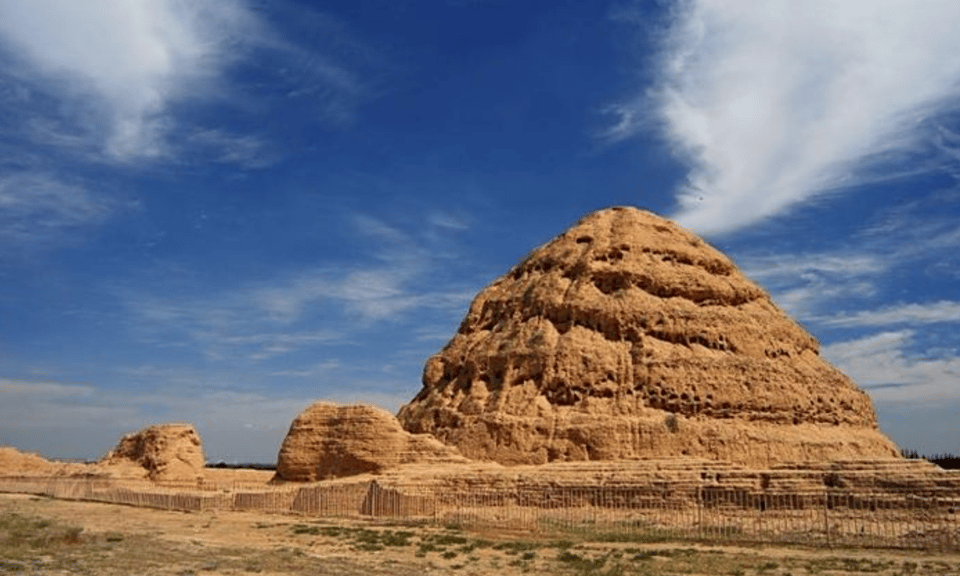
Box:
left=1, top=476, right=956, bottom=551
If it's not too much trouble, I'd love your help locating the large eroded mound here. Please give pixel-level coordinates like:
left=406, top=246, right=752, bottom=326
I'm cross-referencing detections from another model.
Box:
left=275, top=402, right=468, bottom=481
left=398, top=206, right=900, bottom=466
left=98, top=423, right=206, bottom=482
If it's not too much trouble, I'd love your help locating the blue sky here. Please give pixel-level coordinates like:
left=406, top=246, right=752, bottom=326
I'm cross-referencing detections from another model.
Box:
left=1, top=0, right=959, bottom=463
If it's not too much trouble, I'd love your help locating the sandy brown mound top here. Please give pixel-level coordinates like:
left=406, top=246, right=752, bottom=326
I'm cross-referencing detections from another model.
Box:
left=275, top=402, right=468, bottom=482
left=0, top=446, right=57, bottom=475
left=0, top=447, right=104, bottom=478
left=398, top=206, right=900, bottom=466
left=98, top=423, right=205, bottom=482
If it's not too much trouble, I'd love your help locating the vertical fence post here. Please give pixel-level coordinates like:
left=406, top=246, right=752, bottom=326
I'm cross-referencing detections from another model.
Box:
left=823, top=490, right=831, bottom=548
left=950, top=496, right=958, bottom=552
left=696, top=485, right=703, bottom=540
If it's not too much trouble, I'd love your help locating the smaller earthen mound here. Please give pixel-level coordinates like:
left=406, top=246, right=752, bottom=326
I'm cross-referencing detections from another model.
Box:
left=275, top=402, right=468, bottom=482
left=0, top=446, right=57, bottom=475
left=0, top=446, right=111, bottom=478
left=98, top=423, right=206, bottom=482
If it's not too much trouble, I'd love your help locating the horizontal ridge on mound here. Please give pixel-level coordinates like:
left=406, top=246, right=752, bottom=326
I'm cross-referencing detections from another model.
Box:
left=373, top=458, right=958, bottom=498
left=398, top=206, right=900, bottom=466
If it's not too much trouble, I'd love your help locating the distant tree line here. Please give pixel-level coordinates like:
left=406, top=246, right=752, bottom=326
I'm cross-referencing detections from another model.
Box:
left=901, top=449, right=960, bottom=470
left=206, top=461, right=277, bottom=471
left=204, top=455, right=960, bottom=472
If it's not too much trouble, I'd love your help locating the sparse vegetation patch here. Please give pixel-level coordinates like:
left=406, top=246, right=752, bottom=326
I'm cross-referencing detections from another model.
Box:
left=3, top=494, right=960, bottom=576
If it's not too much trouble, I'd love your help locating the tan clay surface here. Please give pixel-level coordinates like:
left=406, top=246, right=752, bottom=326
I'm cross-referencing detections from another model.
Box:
left=0, top=447, right=58, bottom=475
left=275, top=402, right=468, bottom=481
left=398, top=206, right=901, bottom=466
left=97, top=423, right=206, bottom=481
left=372, top=458, right=960, bottom=498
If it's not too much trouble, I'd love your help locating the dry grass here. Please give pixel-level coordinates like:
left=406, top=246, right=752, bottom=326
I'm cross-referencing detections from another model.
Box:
left=1, top=493, right=958, bottom=576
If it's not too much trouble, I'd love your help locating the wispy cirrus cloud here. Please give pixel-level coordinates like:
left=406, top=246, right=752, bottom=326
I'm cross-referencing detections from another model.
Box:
left=124, top=286, right=347, bottom=362
left=0, top=372, right=420, bottom=461
left=0, top=377, right=95, bottom=398
left=0, top=0, right=259, bottom=160
left=0, top=373, right=316, bottom=460
left=0, top=1, right=386, bottom=251
left=736, top=184, right=960, bottom=322
left=0, top=0, right=383, bottom=163
left=123, top=266, right=465, bottom=361
left=182, top=129, right=277, bottom=168
left=740, top=251, right=886, bottom=320
left=122, top=213, right=475, bottom=363
left=0, top=173, right=115, bottom=249
left=822, top=329, right=960, bottom=454
left=0, top=376, right=141, bottom=447
left=822, top=330, right=960, bottom=404
left=820, top=300, right=960, bottom=328
left=614, top=0, right=960, bottom=235
left=270, top=360, right=341, bottom=379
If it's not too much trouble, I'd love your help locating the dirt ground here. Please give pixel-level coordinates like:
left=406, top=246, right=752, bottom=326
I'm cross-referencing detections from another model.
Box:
left=203, top=468, right=275, bottom=481
left=1, top=492, right=959, bottom=576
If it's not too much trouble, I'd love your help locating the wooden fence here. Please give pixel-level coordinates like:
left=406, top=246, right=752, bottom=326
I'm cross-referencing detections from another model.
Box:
left=1, top=476, right=956, bottom=551
left=438, top=486, right=959, bottom=551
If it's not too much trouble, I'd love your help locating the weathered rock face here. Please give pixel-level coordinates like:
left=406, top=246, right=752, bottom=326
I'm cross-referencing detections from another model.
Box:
left=98, top=423, right=206, bottom=482
left=275, top=402, right=469, bottom=481
left=398, top=206, right=901, bottom=467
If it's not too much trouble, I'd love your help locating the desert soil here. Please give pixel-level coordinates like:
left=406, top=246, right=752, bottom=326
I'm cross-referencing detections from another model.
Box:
left=1, top=492, right=958, bottom=576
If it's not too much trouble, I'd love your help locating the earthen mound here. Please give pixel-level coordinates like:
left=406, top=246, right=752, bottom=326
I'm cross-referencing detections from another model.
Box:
left=275, top=402, right=469, bottom=481
left=0, top=446, right=116, bottom=478
left=98, top=423, right=206, bottom=482
left=0, top=446, right=57, bottom=475
left=398, top=206, right=900, bottom=466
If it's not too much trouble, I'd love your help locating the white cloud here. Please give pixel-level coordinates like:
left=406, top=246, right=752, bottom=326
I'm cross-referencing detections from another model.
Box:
left=122, top=213, right=474, bottom=362
left=271, top=360, right=341, bottom=378
left=0, top=0, right=257, bottom=160
left=0, top=377, right=141, bottom=440
left=0, top=1, right=383, bottom=164
left=0, top=377, right=95, bottom=398
left=0, top=3, right=384, bottom=250
left=733, top=190, right=960, bottom=323
left=250, top=214, right=475, bottom=324
left=0, top=368, right=424, bottom=461
left=857, top=194, right=960, bottom=261
left=0, top=173, right=114, bottom=246
left=186, top=129, right=277, bottom=168
left=428, top=211, right=470, bottom=231
left=740, top=251, right=885, bottom=320
left=600, top=100, right=647, bottom=143
left=822, top=300, right=960, bottom=328
left=124, top=286, right=350, bottom=361
left=743, top=254, right=886, bottom=284
left=632, top=0, right=960, bottom=235
left=938, top=126, right=960, bottom=178
left=250, top=267, right=438, bottom=325
left=0, top=374, right=319, bottom=461
left=822, top=330, right=960, bottom=403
